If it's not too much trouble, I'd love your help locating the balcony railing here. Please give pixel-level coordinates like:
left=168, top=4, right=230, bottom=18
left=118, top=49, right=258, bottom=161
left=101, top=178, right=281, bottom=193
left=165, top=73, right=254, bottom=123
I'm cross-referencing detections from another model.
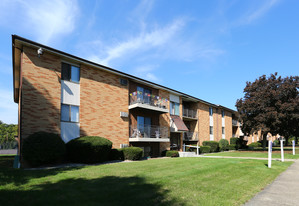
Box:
left=183, top=132, right=199, bottom=141
left=130, top=125, right=169, bottom=139
left=129, top=91, right=168, bottom=109
left=183, top=108, right=197, bottom=119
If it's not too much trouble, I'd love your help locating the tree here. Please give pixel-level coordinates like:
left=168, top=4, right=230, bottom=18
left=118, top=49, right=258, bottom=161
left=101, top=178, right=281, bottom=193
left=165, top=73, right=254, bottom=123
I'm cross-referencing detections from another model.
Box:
left=236, top=73, right=299, bottom=147
left=0, top=121, right=18, bottom=144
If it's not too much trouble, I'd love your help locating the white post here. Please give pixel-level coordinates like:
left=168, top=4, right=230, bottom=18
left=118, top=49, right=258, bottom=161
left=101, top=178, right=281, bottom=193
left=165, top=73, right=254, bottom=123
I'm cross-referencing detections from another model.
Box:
left=183, top=143, right=185, bottom=152
left=293, top=140, right=295, bottom=155
left=280, top=140, right=284, bottom=162
left=268, top=140, right=272, bottom=168
left=197, top=142, right=199, bottom=155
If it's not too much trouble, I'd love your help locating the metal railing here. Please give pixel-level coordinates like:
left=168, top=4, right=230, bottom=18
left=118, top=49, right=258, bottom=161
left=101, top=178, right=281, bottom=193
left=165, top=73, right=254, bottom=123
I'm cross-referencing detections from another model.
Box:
left=183, top=108, right=197, bottom=119
left=130, top=125, right=169, bottom=139
left=129, top=91, right=168, bottom=109
left=183, top=132, right=199, bottom=141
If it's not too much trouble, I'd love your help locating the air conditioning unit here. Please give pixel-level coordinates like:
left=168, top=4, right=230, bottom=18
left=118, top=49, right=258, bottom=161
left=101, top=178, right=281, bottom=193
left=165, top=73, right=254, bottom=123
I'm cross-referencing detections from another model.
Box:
left=120, top=144, right=129, bottom=148
left=120, top=112, right=128, bottom=118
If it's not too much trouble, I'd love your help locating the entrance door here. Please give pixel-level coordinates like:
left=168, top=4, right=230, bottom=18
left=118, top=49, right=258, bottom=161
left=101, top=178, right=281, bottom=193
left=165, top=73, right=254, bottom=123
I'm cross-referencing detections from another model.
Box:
left=170, top=133, right=181, bottom=150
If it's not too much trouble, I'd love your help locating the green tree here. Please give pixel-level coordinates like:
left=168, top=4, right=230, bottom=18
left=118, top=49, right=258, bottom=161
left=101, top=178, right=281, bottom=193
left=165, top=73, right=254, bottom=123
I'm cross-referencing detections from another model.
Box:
left=0, top=121, right=18, bottom=144
left=236, top=73, right=299, bottom=147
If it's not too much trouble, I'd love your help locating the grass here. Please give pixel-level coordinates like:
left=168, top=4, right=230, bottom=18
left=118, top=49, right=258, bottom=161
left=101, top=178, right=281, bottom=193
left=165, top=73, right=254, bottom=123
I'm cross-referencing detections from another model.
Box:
left=0, top=157, right=292, bottom=206
left=205, top=148, right=299, bottom=159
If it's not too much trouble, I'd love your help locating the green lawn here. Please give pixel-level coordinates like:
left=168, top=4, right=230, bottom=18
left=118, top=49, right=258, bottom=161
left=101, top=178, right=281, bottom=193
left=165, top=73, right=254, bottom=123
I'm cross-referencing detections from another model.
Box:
left=0, top=157, right=292, bottom=206
left=205, top=149, right=299, bottom=159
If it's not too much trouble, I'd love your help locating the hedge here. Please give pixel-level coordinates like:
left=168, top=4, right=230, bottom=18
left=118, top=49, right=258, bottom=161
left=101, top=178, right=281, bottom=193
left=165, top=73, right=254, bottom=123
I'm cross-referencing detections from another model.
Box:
left=66, top=136, right=112, bottom=163
left=166, top=150, right=179, bottom=157
left=120, top=147, right=143, bottom=160
left=219, top=139, right=229, bottom=151
left=248, top=142, right=262, bottom=148
left=229, top=144, right=237, bottom=150
left=200, top=146, right=211, bottom=153
left=108, top=148, right=124, bottom=161
left=202, top=141, right=219, bottom=152
left=22, top=131, right=66, bottom=167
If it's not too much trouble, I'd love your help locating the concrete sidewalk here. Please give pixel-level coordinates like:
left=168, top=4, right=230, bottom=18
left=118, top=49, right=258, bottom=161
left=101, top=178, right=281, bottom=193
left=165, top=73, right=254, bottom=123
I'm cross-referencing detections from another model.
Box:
left=199, top=155, right=296, bottom=162
left=244, top=159, right=299, bottom=206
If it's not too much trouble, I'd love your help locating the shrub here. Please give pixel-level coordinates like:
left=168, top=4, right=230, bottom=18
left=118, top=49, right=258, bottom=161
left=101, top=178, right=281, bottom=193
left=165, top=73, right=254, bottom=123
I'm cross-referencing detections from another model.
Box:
left=108, top=149, right=124, bottom=161
left=161, top=150, right=168, bottom=157
left=22, top=131, right=66, bottom=167
left=273, top=140, right=279, bottom=146
left=120, top=147, right=143, bottom=160
left=230, top=137, right=239, bottom=145
left=202, top=141, right=219, bottom=152
left=66, top=136, right=112, bottom=163
left=219, top=139, right=229, bottom=151
left=166, top=150, right=179, bottom=157
left=248, top=142, right=262, bottom=148
left=229, top=144, right=237, bottom=150
left=200, top=146, right=211, bottom=153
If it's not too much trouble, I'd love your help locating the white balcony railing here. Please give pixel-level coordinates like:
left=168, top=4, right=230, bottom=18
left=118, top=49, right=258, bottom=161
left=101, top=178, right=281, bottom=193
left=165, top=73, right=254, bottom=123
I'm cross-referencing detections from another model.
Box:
left=129, top=91, right=168, bottom=109
left=183, top=132, right=199, bottom=141
left=130, top=125, right=169, bottom=139
left=183, top=108, right=197, bottom=119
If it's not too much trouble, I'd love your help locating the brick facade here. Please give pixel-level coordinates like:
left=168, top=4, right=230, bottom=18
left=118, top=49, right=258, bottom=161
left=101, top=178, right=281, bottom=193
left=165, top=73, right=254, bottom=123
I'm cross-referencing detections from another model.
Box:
left=13, top=37, right=243, bottom=162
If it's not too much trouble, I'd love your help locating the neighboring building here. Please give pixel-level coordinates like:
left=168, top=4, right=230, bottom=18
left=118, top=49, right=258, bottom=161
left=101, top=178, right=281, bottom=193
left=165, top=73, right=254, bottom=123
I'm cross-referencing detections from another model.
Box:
left=12, top=35, right=243, bottom=160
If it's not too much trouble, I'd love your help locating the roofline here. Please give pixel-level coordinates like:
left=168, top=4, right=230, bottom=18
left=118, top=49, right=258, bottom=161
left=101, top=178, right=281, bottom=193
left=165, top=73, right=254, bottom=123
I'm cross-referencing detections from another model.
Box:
left=12, top=35, right=237, bottom=112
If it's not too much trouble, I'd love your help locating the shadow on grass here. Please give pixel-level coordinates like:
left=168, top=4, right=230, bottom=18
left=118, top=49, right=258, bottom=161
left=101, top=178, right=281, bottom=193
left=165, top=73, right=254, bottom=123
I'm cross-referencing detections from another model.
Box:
left=0, top=175, right=184, bottom=206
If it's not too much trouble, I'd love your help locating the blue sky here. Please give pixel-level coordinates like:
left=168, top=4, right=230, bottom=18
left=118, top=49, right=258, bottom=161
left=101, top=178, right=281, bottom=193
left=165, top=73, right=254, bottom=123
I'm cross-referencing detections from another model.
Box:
left=0, top=0, right=298, bottom=124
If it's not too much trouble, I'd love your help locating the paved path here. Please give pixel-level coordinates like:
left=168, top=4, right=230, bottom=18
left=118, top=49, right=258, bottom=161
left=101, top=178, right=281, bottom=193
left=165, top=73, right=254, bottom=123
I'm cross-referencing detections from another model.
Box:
left=244, top=159, right=299, bottom=206
left=198, top=155, right=296, bottom=162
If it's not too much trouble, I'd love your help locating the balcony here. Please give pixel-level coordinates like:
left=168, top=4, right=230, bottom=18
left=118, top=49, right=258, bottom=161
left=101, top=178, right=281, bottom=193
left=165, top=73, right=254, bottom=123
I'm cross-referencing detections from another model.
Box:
left=183, top=132, right=199, bottom=141
left=129, top=91, right=168, bottom=113
left=129, top=125, right=170, bottom=142
left=182, top=108, right=197, bottom=120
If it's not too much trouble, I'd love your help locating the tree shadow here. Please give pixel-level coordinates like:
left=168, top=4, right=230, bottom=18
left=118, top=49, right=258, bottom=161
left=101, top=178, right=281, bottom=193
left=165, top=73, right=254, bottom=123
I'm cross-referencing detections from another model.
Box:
left=0, top=175, right=184, bottom=206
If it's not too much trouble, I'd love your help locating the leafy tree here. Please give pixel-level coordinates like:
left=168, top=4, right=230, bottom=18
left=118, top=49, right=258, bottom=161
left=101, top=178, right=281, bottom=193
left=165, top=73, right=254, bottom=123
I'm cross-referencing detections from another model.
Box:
left=236, top=73, right=299, bottom=147
left=0, top=121, right=18, bottom=144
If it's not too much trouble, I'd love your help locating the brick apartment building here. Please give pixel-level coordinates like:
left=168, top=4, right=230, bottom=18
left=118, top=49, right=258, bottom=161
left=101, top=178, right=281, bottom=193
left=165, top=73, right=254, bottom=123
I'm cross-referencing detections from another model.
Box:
left=12, top=35, right=243, bottom=158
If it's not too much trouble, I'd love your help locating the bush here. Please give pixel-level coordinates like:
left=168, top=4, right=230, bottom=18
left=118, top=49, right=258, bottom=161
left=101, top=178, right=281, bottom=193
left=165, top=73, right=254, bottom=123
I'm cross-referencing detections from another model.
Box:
left=108, top=149, right=124, bottom=161
left=166, top=150, right=179, bottom=157
left=66, top=136, right=112, bottom=163
left=219, top=139, right=229, bottom=151
left=273, top=139, right=279, bottom=146
left=22, top=131, right=66, bottom=167
left=200, top=146, right=211, bottom=153
left=161, top=150, right=168, bottom=157
left=229, top=144, right=237, bottom=150
left=202, top=141, right=219, bottom=152
left=230, top=137, right=239, bottom=145
left=248, top=142, right=262, bottom=148
left=120, top=147, right=143, bottom=160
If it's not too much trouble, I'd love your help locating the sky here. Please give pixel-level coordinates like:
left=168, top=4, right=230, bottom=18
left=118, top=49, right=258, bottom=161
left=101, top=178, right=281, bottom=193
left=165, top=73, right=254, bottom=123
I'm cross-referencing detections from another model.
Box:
left=0, top=0, right=298, bottom=124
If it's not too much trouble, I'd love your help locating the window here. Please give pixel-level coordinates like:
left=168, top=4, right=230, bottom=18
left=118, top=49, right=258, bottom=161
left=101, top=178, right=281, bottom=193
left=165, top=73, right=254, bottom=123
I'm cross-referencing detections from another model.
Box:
left=170, top=102, right=180, bottom=116
left=209, top=107, right=213, bottom=116
left=210, top=126, right=213, bottom=135
left=137, top=86, right=151, bottom=104
left=137, top=116, right=151, bottom=137
left=222, top=127, right=225, bottom=134
left=61, top=104, right=79, bottom=122
left=222, top=110, right=225, bottom=118
left=61, top=62, right=80, bottom=83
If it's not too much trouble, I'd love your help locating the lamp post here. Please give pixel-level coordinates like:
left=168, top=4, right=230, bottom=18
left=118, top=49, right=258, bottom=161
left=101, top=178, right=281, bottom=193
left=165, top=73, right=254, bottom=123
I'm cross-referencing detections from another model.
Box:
left=278, top=135, right=284, bottom=162
left=293, top=140, right=295, bottom=155
left=267, top=134, right=272, bottom=168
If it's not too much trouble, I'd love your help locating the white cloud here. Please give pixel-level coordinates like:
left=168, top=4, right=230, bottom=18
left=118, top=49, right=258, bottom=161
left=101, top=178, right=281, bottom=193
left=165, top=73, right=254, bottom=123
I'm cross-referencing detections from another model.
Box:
left=92, top=18, right=185, bottom=66
left=239, top=0, right=280, bottom=25
left=133, top=64, right=161, bottom=82
left=0, top=0, right=79, bottom=44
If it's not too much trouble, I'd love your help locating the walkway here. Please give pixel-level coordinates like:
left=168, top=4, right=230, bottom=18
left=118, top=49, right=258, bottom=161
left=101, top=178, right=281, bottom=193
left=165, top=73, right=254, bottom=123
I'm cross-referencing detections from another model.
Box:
left=244, top=159, right=299, bottom=206
left=199, top=155, right=296, bottom=162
